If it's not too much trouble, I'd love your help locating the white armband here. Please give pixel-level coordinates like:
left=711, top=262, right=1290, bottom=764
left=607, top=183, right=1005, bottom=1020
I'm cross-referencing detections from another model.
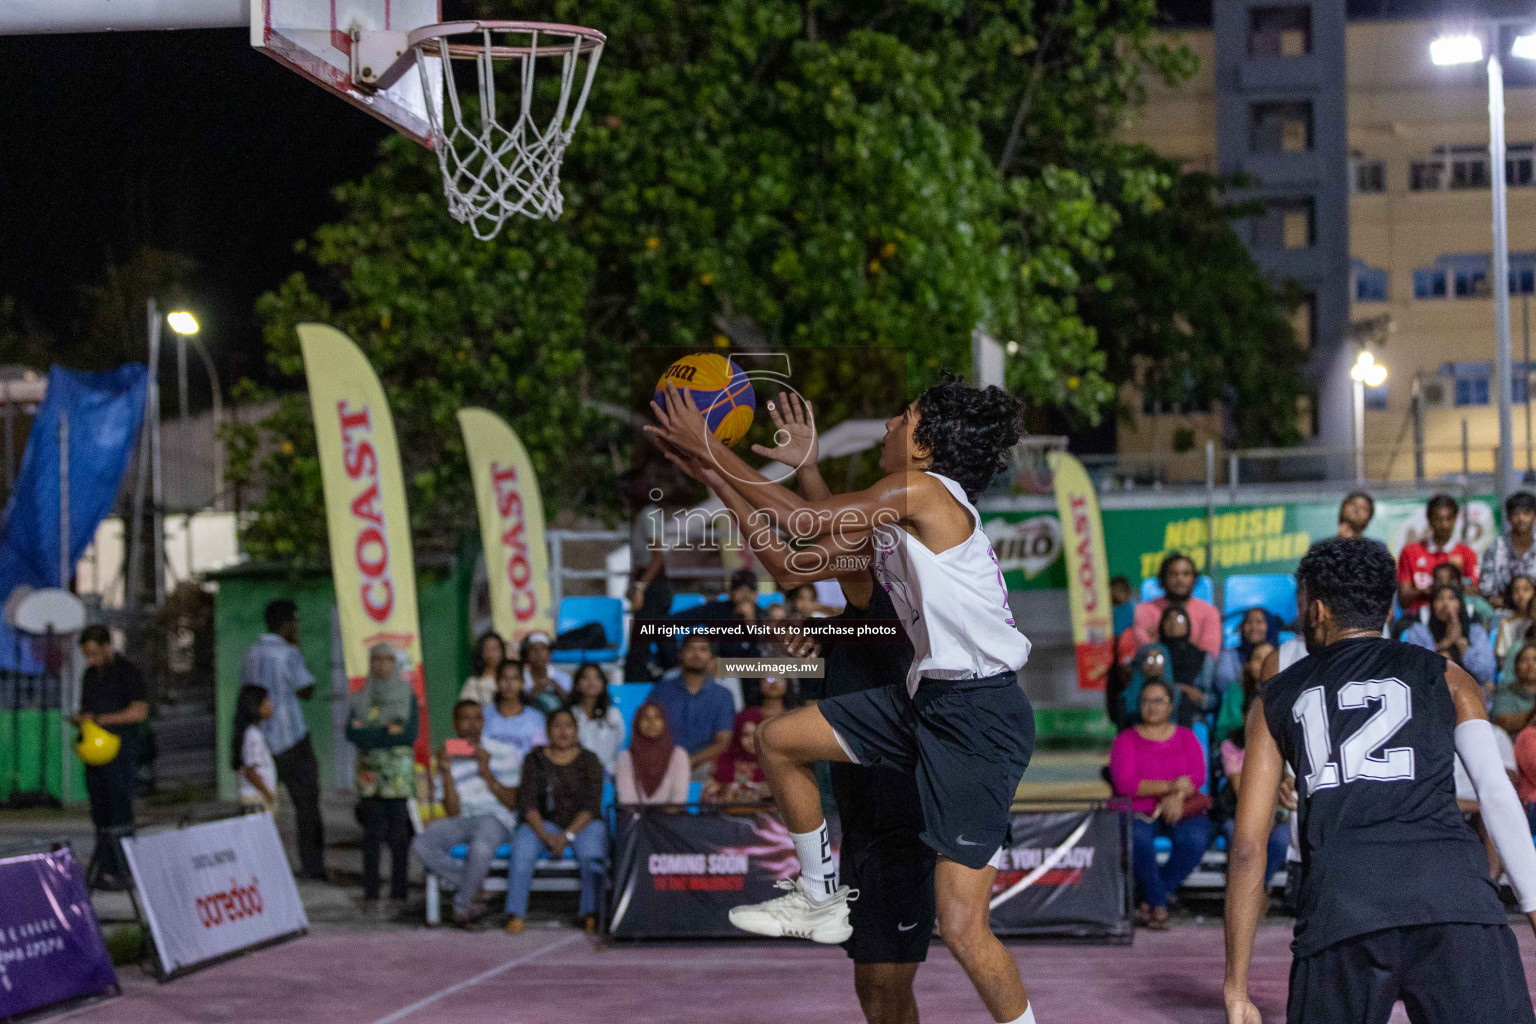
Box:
left=1456, top=718, right=1536, bottom=913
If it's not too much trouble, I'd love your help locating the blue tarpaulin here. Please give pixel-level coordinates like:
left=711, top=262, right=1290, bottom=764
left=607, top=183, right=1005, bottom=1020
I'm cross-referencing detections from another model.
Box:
left=0, top=365, right=147, bottom=670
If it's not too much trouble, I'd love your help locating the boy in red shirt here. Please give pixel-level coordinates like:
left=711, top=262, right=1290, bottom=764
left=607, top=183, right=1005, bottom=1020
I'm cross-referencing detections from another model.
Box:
left=1398, top=493, right=1479, bottom=616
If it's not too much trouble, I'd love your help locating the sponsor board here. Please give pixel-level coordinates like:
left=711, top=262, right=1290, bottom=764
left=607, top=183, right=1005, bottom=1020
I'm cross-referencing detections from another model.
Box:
left=607, top=805, right=1130, bottom=941
left=120, top=813, right=307, bottom=976
left=0, top=848, right=117, bottom=1018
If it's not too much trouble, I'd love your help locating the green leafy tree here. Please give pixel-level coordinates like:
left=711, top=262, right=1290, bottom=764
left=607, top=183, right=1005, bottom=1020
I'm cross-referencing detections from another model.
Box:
left=1079, top=162, right=1310, bottom=447
left=241, top=0, right=1297, bottom=561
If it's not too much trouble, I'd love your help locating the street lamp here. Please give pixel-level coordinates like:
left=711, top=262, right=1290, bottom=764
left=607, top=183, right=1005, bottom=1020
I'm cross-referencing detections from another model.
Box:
left=1431, top=23, right=1536, bottom=499
left=1350, top=351, right=1388, bottom=484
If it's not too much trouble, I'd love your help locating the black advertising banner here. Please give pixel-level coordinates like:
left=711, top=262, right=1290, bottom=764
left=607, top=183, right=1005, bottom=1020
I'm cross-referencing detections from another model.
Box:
left=607, top=805, right=1129, bottom=942
left=989, top=808, right=1131, bottom=941
left=608, top=807, right=842, bottom=939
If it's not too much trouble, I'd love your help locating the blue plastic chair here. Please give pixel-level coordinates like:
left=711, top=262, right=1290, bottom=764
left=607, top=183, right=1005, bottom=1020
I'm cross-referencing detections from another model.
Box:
left=1221, top=574, right=1298, bottom=648
left=1191, top=719, right=1211, bottom=795
left=609, top=683, right=654, bottom=747
left=758, top=592, right=785, bottom=608
left=550, top=595, right=625, bottom=664
left=1140, top=575, right=1215, bottom=605
left=669, top=593, right=707, bottom=614
left=687, top=780, right=704, bottom=814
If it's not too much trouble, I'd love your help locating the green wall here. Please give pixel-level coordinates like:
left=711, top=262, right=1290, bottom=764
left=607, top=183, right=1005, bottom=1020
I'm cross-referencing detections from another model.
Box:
left=0, top=709, right=84, bottom=803
left=213, top=560, right=470, bottom=800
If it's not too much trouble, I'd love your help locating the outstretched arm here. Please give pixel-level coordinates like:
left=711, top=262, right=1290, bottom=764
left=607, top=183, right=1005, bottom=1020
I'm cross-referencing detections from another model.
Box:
left=710, top=461, right=872, bottom=586
left=1224, top=698, right=1283, bottom=1024
left=1447, top=662, right=1536, bottom=940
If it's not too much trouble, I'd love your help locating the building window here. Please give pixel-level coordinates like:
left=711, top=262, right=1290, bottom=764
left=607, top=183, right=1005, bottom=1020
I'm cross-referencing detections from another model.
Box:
left=1250, top=6, right=1312, bottom=56
left=1409, top=145, right=1536, bottom=191
left=1452, top=257, right=1490, bottom=298
left=1352, top=159, right=1386, bottom=194
left=1510, top=145, right=1535, bottom=187
left=1253, top=197, right=1315, bottom=249
left=1353, top=262, right=1388, bottom=302
left=1292, top=292, right=1316, bottom=349
left=1510, top=255, right=1536, bottom=295
left=1512, top=263, right=1536, bottom=296
left=1251, top=102, right=1313, bottom=154
left=1295, top=394, right=1316, bottom=438
left=1413, top=268, right=1448, bottom=299
left=1455, top=376, right=1490, bottom=406
left=1365, top=382, right=1389, bottom=410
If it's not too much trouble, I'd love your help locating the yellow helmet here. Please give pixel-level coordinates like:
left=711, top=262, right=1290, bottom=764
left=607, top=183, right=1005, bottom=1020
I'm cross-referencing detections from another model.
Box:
left=76, top=720, right=121, bottom=767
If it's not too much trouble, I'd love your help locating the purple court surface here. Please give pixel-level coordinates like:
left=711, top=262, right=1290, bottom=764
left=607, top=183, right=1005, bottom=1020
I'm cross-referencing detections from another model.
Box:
left=56, top=923, right=1536, bottom=1023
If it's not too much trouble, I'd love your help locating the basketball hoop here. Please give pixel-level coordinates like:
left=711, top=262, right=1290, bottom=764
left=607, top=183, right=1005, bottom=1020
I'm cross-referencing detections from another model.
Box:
left=357, top=20, right=605, bottom=240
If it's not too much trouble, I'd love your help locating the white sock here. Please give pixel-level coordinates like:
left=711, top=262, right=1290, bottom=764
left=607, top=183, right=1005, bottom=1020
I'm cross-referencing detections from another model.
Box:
left=1002, top=1005, right=1036, bottom=1024
left=789, top=822, right=837, bottom=902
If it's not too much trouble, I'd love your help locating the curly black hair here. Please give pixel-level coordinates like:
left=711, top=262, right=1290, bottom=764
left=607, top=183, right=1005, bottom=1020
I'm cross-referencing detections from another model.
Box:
left=912, top=372, right=1025, bottom=500
left=1295, top=537, right=1397, bottom=632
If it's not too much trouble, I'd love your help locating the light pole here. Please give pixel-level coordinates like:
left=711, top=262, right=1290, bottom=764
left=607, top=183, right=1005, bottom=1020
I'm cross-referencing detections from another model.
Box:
left=1432, top=25, right=1536, bottom=501
left=1350, top=350, right=1388, bottom=483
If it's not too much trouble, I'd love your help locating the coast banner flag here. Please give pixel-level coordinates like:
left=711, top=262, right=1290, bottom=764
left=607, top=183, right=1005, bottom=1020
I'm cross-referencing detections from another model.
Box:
left=457, top=407, right=554, bottom=644
left=1048, top=452, right=1113, bottom=691
left=298, top=324, right=428, bottom=762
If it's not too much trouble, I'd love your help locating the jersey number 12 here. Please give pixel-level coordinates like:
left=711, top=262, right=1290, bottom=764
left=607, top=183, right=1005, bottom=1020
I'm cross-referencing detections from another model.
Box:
left=1292, top=678, right=1416, bottom=794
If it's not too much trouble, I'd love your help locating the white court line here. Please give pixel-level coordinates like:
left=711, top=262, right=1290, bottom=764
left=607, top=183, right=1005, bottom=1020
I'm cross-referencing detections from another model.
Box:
left=368, top=932, right=584, bottom=1024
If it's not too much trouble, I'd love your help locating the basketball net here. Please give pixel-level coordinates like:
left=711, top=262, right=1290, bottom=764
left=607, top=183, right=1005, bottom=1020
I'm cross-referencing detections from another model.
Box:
left=409, top=21, right=605, bottom=240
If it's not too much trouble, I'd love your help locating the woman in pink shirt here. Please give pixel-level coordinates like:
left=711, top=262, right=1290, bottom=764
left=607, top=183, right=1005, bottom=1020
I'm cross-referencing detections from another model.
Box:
left=1109, top=679, right=1211, bottom=930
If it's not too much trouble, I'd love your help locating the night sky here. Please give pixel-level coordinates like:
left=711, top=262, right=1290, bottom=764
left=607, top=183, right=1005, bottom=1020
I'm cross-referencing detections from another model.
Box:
left=0, top=0, right=1515, bottom=405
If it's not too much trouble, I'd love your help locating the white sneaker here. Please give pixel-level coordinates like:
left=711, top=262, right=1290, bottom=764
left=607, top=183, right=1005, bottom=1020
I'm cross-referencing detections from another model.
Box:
left=728, top=878, right=856, bottom=943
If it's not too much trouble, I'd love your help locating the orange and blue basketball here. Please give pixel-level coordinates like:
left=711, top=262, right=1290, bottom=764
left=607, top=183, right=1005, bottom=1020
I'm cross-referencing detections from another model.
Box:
left=654, top=354, right=755, bottom=447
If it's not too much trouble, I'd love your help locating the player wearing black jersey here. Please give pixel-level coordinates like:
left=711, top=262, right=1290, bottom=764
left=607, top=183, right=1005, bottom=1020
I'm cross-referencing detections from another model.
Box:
left=1225, top=537, right=1536, bottom=1024
left=705, top=393, right=935, bottom=1024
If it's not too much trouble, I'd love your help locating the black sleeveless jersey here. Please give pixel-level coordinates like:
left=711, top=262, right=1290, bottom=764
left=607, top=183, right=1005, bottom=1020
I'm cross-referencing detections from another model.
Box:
left=810, top=585, right=913, bottom=702
left=1262, top=636, right=1506, bottom=957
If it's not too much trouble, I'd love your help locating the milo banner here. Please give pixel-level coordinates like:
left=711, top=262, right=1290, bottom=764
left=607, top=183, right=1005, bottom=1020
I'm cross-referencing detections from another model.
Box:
left=458, top=408, right=554, bottom=645
left=989, top=807, right=1131, bottom=940
left=987, top=494, right=1498, bottom=595
left=0, top=847, right=118, bottom=1018
left=1048, top=453, right=1113, bottom=691
left=120, top=813, right=308, bottom=978
left=299, top=323, right=429, bottom=763
left=607, top=805, right=1129, bottom=941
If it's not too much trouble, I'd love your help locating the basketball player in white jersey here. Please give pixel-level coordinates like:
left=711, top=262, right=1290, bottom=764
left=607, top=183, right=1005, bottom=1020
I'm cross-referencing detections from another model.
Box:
left=648, top=374, right=1038, bottom=1024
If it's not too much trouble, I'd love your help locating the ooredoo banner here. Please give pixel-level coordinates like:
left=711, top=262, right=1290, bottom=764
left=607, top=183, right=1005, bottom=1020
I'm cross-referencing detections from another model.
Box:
left=0, top=847, right=117, bottom=1018
left=120, top=813, right=307, bottom=977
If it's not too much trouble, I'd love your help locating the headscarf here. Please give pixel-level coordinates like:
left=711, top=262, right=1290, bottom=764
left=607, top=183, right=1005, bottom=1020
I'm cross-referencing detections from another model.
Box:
left=1159, top=609, right=1207, bottom=685
left=628, top=701, right=677, bottom=799
left=1235, top=608, right=1283, bottom=664
left=712, top=708, right=766, bottom=785
left=350, top=643, right=415, bottom=725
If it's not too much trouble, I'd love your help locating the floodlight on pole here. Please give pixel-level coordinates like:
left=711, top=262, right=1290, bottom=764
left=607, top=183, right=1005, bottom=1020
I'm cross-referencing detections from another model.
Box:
left=166, top=310, right=199, bottom=335
left=1431, top=33, right=1483, bottom=65
left=1431, top=21, right=1536, bottom=501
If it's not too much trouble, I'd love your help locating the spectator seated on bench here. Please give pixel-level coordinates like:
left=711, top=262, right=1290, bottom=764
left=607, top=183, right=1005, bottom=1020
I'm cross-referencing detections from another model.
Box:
left=505, top=709, right=608, bottom=935
left=412, top=700, right=519, bottom=929
left=1109, top=679, right=1211, bottom=931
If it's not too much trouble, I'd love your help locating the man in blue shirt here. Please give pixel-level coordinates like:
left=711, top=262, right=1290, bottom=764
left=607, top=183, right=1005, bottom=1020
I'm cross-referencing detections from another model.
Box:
left=240, top=599, right=326, bottom=879
left=648, top=634, right=735, bottom=781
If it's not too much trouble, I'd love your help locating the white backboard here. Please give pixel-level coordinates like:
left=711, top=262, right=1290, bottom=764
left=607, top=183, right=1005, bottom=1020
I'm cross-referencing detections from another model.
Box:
left=252, top=0, right=442, bottom=145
